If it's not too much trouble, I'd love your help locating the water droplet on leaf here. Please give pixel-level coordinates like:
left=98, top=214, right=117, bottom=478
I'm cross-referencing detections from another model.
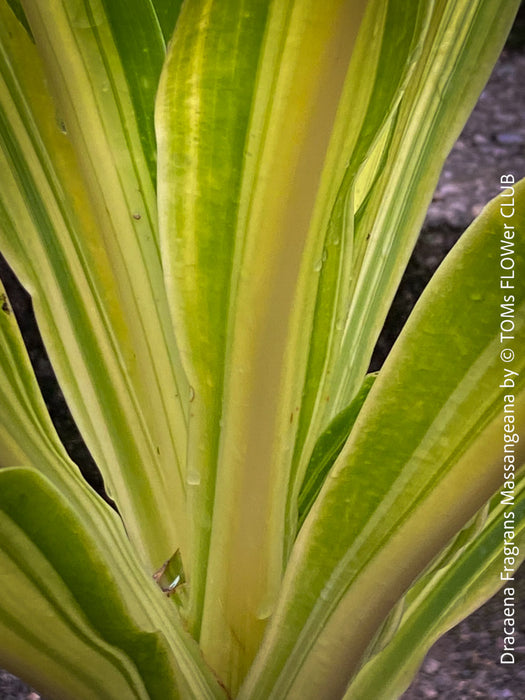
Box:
left=186, top=469, right=201, bottom=486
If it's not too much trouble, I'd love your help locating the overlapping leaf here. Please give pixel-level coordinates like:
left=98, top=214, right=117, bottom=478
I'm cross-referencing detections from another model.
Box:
left=0, top=468, right=226, bottom=700
left=240, top=180, right=525, bottom=699
left=156, top=0, right=430, bottom=685
left=0, top=281, right=224, bottom=698
left=344, top=468, right=525, bottom=698
left=0, top=0, right=187, bottom=568
left=1, top=1, right=521, bottom=697
left=285, top=0, right=522, bottom=547
left=156, top=0, right=520, bottom=690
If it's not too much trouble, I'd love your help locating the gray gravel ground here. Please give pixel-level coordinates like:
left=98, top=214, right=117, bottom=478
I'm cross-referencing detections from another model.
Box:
left=1, top=10, right=524, bottom=700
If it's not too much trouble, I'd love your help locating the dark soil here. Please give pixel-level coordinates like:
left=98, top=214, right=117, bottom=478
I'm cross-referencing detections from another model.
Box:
left=1, top=9, right=524, bottom=700
left=401, top=572, right=525, bottom=700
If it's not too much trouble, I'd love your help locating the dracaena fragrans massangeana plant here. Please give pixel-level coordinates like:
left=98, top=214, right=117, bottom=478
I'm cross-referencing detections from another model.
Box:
left=0, top=0, right=524, bottom=698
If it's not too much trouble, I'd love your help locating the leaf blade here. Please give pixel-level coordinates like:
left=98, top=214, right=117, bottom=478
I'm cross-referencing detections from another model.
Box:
left=0, top=0, right=188, bottom=567
left=240, top=179, right=525, bottom=699
left=344, top=470, right=525, bottom=699
left=157, top=1, right=376, bottom=686
left=0, top=467, right=227, bottom=699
